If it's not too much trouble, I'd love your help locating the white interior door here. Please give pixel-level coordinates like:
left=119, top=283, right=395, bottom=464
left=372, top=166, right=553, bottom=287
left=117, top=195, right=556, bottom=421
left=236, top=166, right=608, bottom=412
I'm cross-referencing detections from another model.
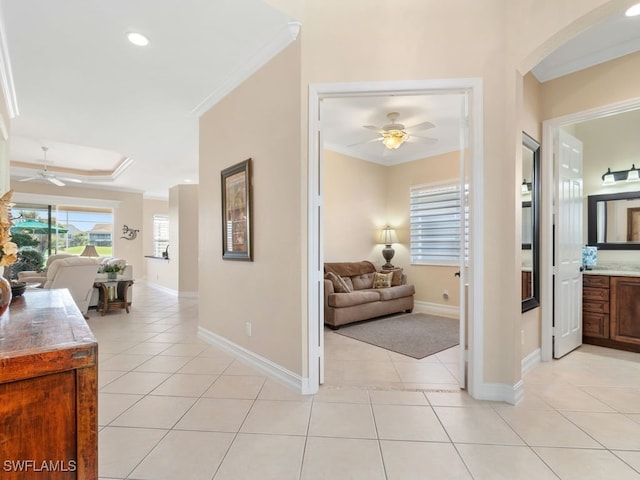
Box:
left=458, top=94, right=469, bottom=389
left=554, top=129, right=583, bottom=358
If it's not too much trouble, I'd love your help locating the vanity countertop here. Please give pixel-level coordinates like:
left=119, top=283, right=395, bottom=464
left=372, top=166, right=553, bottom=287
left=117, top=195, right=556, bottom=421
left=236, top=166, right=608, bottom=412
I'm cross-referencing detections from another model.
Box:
left=584, top=265, right=640, bottom=277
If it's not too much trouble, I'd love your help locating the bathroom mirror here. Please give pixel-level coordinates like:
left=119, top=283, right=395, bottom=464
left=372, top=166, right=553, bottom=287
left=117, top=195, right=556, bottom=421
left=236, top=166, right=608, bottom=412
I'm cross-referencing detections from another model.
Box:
left=522, top=132, right=540, bottom=312
left=587, top=191, right=640, bottom=249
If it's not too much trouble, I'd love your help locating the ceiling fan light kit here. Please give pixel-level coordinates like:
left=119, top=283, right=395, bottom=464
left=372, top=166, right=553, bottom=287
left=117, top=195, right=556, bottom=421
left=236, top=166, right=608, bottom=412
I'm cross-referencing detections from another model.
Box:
left=382, top=130, right=408, bottom=149
left=356, top=111, right=437, bottom=151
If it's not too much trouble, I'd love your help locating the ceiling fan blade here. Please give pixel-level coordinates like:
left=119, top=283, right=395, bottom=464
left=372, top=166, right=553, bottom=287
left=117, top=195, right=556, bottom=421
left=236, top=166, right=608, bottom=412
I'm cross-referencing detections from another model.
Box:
left=409, top=135, right=438, bottom=144
left=59, top=177, right=83, bottom=184
left=347, top=136, right=383, bottom=147
left=363, top=125, right=384, bottom=133
left=405, top=120, right=435, bottom=131
left=19, top=176, right=40, bottom=182
left=48, top=177, right=65, bottom=187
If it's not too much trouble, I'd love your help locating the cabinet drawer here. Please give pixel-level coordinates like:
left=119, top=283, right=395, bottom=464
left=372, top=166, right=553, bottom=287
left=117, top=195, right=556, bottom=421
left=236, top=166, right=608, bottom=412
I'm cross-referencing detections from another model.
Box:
left=583, top=300, right=609, bottom=314
left=583, top=275, right=610, bottom=288
left=583, top=312, right=609, bottom=339
left=583, top=286, right=609, bottom=302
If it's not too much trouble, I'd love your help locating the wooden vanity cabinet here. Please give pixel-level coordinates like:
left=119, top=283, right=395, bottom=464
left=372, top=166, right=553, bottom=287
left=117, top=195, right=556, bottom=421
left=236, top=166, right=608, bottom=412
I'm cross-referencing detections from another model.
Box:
left=0, top=289, right=98, bottom=479
left=610, top=276, right=640, bottom=347
left=583, top=274, right=640, bottom=352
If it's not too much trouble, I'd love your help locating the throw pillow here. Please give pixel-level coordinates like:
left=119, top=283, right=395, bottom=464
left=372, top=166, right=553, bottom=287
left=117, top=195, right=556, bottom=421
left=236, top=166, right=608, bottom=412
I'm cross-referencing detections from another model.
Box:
left=372, top=271, right=393, bottom=289
left=383, top=268, right=404, bottom=286
left=324, top=272, right=352, bottom=293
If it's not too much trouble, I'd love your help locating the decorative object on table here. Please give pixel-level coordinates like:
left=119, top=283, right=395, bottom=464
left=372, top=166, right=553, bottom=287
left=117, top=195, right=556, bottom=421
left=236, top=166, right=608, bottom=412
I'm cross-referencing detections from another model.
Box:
left=221, top=158, right=253, bottom=261
left=0, top=189, right=18, bottom=315
left=102, top=264, right=122, bottom=281
left=378, top=225, right=398, bottom=270
left=582, top=245, right=598, bottom=270
left=10, top=281, right=27, bottom=298
left=80, top=245, right=100, bottom=257
left=121, top=224, right=140, bottom=240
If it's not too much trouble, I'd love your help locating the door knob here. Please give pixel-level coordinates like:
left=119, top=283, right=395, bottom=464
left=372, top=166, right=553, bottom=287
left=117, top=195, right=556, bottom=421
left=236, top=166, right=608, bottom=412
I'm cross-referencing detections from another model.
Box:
left=454, top=271, right=461, bottom=277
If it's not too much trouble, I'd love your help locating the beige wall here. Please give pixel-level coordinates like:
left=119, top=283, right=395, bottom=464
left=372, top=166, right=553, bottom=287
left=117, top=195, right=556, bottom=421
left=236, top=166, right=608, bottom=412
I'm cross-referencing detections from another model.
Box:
left=523, top=73, right=542, bottom=142
left=323, top=150, right=387, bottom=263
left=541, top=51, right=640, bottom=121
left=199, top=0, right=624, bottom=395
left=324, top=149, right=461, bottom=308
left=174, top=184, right=199, bottom=294
left=10, top=181, right=144, bottom=278
left=199, top=40, right=302, bottom=375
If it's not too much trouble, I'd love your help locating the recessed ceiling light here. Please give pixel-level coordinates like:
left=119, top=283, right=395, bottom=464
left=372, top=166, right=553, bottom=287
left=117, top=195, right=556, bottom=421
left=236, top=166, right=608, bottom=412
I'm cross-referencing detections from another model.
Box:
left=127, top=32, right=149, bottom=46
left=626, top=3, right=640, bottom=16
left=183, top=179, right=193, bottom=183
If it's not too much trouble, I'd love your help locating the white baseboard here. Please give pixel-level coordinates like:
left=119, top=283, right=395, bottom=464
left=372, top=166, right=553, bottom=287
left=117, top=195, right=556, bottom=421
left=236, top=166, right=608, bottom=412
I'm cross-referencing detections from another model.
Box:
left=474, top=380, right=525, bottom=405
left=414, top=300, right=459, bottom=319
left=521, top=348, right=541, bottom=376
left=145, top=281, right=178, bottom=296
left=197, top=326, right=311, bottom=394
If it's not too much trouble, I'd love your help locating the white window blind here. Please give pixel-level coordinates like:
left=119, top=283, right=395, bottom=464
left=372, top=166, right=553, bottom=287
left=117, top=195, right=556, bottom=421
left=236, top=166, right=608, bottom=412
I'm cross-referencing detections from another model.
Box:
left=410, top=183, right=468, bottom=265
left=153, top=214, right=169, bottom=257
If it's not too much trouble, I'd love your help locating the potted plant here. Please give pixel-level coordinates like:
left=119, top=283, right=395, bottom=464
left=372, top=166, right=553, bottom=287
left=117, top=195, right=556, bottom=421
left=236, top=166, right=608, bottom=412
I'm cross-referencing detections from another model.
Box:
left=102, top=264, right=122, bottom=281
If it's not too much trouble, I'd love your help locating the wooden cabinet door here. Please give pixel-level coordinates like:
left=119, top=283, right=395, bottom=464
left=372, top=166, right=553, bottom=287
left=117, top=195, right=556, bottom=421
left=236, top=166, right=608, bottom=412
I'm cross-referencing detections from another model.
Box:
left=610, top=276, right=640, bottom=346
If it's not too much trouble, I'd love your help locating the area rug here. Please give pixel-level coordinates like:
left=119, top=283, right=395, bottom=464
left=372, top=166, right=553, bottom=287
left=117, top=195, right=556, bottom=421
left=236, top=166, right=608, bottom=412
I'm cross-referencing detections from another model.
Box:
left=335, top=313, right=459, bottom=359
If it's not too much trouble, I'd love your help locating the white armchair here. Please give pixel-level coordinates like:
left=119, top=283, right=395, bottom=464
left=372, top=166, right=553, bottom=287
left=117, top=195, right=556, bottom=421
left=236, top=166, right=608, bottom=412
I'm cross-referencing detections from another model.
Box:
left=41, top=256, right=101, bottom=316
left=17, top=253, right=75, bottom=284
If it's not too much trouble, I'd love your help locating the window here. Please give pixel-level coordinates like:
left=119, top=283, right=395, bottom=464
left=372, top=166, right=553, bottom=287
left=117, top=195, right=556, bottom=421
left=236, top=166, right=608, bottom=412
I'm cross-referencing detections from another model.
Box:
left=410, top=182, right=468, bottom=266
left=153, top=214, right=169, bottom=257
left=11, top=203, right=114, bottom=257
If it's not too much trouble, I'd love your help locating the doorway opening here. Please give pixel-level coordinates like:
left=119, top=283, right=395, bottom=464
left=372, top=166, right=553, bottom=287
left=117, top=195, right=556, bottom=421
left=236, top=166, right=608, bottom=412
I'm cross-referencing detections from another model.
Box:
left=541, top=97, right=640, bottom=361
left=306, top=79, right=484, bottom=397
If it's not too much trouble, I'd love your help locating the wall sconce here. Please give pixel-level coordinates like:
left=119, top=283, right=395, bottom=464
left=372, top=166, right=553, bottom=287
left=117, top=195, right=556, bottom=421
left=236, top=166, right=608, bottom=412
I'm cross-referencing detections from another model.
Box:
left=121, top=224, right=140, bottom=240
left=378, top=225, right=398, bottom=270
left=602, top=164, right=640, bottom=185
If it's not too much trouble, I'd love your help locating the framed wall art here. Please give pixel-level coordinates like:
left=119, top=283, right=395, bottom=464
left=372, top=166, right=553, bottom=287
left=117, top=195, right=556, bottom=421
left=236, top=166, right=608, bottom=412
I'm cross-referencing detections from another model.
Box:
left=221, top=158, right=253, bottom=260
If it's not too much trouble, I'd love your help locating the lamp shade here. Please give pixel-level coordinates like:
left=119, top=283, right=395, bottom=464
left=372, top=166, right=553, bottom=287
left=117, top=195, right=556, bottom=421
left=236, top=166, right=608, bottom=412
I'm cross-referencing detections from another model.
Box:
left=378, top=226, right=398, bottom=245
left=80, top=245, right=99, bottom=257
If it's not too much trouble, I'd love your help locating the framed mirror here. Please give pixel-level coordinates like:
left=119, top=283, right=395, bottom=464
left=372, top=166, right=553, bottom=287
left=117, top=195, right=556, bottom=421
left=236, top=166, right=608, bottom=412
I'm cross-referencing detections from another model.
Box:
left=522, top=132, right=540, bottom=312
left=587, top=191, right=640, bottom=249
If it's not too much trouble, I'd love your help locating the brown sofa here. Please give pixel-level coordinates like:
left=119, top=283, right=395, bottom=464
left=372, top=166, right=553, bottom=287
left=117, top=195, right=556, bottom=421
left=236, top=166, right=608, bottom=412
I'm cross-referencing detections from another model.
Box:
left=324, top=261, right=415, bottom=329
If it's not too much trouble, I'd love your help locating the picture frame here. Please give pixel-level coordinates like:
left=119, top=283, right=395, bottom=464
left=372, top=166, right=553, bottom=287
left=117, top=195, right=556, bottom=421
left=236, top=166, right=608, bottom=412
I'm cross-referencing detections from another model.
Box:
left=221, top=158, right=253, bottom=260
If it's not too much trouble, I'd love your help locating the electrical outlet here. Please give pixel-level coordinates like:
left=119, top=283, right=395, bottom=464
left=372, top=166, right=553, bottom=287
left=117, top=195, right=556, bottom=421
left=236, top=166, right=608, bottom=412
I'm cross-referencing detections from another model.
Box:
left=442, top=290, right=449, bottom=300
left=245, top=322, right=252, bottom=337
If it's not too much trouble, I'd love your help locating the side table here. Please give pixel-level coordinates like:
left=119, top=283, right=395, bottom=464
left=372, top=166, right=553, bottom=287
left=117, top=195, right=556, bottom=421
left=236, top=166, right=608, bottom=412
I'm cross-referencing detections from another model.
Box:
left=94, top=280, right=134, bottom=316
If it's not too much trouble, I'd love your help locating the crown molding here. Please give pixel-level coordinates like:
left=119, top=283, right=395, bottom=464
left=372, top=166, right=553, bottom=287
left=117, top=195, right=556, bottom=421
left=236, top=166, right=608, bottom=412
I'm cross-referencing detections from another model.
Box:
left=190, top=21, right=301, bottom=117
left=0, top=6, right=18, bottom=118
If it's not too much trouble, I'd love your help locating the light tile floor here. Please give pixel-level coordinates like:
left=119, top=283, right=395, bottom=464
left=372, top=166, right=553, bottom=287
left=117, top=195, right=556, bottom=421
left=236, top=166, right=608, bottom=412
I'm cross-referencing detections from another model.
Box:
left=93, top=280, right=640, bottom=479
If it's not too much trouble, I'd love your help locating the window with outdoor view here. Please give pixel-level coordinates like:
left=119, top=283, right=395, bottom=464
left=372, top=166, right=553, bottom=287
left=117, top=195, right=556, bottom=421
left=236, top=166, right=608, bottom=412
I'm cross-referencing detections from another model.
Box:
left=9, top=203, right=114, bottom=278
left=153, top=214, right=169, bottom=257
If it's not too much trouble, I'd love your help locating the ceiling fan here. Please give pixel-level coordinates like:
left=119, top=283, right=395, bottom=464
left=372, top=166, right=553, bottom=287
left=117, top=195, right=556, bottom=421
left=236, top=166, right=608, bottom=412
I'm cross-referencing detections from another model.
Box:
left=351, top=111, right=437, bottom=150
left=19, top=146, right=83, bottom=187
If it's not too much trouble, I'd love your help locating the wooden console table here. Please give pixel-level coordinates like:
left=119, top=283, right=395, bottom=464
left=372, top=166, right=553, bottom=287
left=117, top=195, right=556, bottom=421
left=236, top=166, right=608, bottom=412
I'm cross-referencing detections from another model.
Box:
left=94, top=280, right=134, bottom=316
left=0, top=289, right=98, bottom=479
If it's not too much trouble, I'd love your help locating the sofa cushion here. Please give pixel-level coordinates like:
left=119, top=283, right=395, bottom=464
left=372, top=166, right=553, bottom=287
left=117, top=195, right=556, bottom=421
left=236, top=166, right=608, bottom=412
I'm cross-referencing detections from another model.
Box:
left=324, top=261, right=376, bottom=277
left=373, top=271, right=393, bottom=289
left=327, top=290, right=381, bottom=308
left=351, top=272, right=374, bottom=290
left=374, top=284, right=415, bottom=301
left=324, top=272, right=352, bottom=293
